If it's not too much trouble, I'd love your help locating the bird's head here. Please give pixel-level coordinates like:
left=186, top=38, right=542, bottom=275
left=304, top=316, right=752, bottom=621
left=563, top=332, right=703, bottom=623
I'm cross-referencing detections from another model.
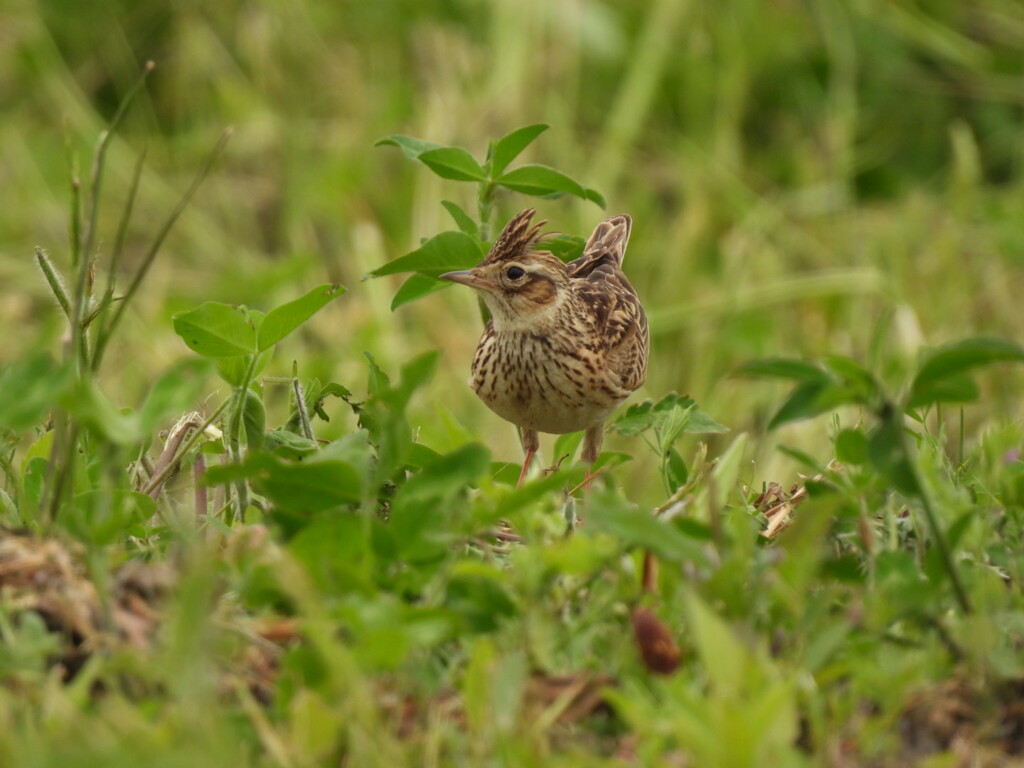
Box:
left=441, top=209, right=570, bottom=331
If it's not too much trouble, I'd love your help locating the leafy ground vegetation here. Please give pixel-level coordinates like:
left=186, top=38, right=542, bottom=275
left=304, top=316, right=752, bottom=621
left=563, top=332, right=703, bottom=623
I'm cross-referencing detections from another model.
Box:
left=3, top=1, right=1024, bottom=766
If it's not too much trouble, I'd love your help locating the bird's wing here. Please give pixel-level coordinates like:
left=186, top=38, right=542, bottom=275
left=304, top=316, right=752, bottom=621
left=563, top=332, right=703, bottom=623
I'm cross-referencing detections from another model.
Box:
left=567, top=214, right=632, bottom=278
left=576, top=274, right=649, bottom=393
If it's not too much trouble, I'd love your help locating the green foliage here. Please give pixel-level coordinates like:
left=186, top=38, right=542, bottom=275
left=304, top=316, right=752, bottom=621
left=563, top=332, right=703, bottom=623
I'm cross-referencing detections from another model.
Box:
left=370, top=125, right=604, bottom=309
left=4, top=3, right=1024, bottom=766
left=612, top=392, right=728, bottom=493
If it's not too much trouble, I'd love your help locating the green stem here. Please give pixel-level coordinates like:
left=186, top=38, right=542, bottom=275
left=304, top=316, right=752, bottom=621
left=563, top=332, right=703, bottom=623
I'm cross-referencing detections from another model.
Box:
left=226, top=353, right=260, bottom=523
left=35, top=249, right=72, bottom=322
left=80, top=62, right=154, bottom=268
left=65, top=129, right=81, bottom=272
left=899, top=426, right=972, bottom=614
left=477, top=181, right=496, bottom=241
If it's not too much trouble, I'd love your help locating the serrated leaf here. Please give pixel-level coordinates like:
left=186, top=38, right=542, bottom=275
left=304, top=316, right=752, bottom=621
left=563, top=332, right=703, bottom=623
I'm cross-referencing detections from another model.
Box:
left=441, top=200, right=480, bottom=238
left=490, top=124, right=549, bottom=176
left=417, top=147, right=486, bottom=181
left=391, top=273, right=452, bottom=311
left=374, top=135, right=443, bottom=159
left=258, top=284, right=345, bottom=351
left=612, top=393, right=727, bottom=436
left=173, top=302, right=257, bottom=357
left=367, top=231, right=485, bottom=278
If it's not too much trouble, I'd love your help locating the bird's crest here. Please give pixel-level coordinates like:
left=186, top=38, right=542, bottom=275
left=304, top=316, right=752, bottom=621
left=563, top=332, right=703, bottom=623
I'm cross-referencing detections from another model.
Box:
left=482, top=209, right=547, bottom=265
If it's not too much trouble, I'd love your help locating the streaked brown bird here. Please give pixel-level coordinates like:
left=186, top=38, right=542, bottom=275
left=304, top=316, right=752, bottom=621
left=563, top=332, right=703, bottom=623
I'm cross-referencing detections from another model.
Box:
left=441, top=209, right=649, bottom=487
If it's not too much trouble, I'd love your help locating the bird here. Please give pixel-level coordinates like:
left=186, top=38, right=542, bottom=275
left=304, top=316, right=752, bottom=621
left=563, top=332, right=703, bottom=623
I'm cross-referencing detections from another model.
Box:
left=441, top=208, right=649, bottom=487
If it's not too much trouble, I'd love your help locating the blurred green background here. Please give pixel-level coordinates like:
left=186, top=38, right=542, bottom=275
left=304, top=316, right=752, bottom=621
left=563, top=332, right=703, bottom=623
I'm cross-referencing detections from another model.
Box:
left=3, top=0, right=1023, bottom=500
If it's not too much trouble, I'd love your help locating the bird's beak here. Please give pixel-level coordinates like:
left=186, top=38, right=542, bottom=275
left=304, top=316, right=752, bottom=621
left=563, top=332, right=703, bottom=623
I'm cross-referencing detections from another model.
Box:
left=440, top=269, right=495, bottom=291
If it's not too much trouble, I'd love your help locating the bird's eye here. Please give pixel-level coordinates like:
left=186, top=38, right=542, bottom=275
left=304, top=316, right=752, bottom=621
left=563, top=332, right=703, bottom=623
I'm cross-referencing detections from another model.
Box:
left=506, top=266, right=526, bottom=280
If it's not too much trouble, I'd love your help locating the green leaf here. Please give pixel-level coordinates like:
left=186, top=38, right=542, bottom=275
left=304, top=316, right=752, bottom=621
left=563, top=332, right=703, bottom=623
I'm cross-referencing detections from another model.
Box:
left=541, top=233, right=586, bottom=262
left=374, top=135, right=443, bottom=160
left=0, top=489, right=19, bottom=527
left=664, top=447, right=688, bottom=490
left=0, top=352, right=73, bottom=432
left=768, top=381, right=858, bottom=429
left=63, top=489, right=156, bottom=546
left=391, top=273, right=452, bottom=311
left=867, top=410, right=920, bottom=496
left=376, top=351, right=440, bottom=412
left=391, top=443, right=490, bottom=558
left=734, top=358, right=831, bottom=383
left=552, top=431, right=584, bottom=464
left=263, top=428, right=319, bottom=459
left=490, top=123, right=549, bottom=176
left=909, top=373, right=980, bottom=411
left=612, top=393, right=727, bottom=436
left=289, top=515, right=370, bottom=593
left=137, top=359, right=214, bottom=433
left=22, top=456, right=48, bottom=512
left=909, top=337, right=1024, bottom=409
left=254, top=453, right=363, bottom=511
left=417, top=147, right=486, bottom=181
left=258, top=284, right=345, bottom=351
left=496, top=164, right=603, bottom=207
left=62, top=380, right=140, bottom=444
left=366, top=231, right=485, bottom=278
left=585, top=492, right=707, bottom=564
left=834, top=428, right=869, bottom=465
left=173, top=302, right=257, bottom=357
left=583, top=188, right=607, bottom=207
left=444, top=568, right=517, bottom=633
left=216, top=349, right=273, bottom=387
left=683, top=591, right=750, bottom=691
left=441, top=200, right=480, bottom=238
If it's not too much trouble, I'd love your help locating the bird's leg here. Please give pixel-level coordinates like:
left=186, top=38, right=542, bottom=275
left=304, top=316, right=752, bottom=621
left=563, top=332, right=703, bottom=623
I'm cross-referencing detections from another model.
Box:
left=518, top=428, right=539, bottom=488
left=580, top=423, right=604, bottom=490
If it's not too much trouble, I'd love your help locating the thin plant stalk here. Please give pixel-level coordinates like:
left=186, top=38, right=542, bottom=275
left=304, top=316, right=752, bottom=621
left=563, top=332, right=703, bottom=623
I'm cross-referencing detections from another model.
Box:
left=35, top=249, right=72, bottom=321
left=292, top=362, right=315, bottom=442
left=226, top=353, right=260, bottom=523
left=93, top=128, right=232, bottom=371
left=80, top=61, right=154, bottom=268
